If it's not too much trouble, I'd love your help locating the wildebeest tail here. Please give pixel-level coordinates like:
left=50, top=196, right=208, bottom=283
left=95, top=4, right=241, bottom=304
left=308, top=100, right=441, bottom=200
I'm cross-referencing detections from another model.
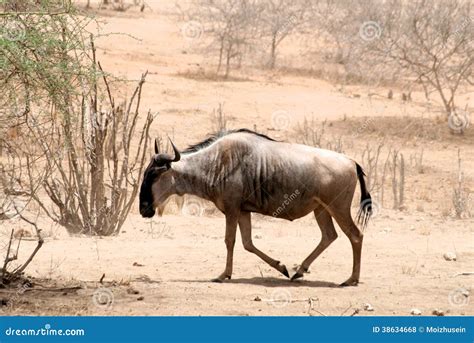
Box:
left=355, top=162, right=372, bottom=230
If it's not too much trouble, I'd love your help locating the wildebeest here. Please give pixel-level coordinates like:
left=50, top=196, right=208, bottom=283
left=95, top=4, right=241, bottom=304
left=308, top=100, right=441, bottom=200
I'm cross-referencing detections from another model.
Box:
left=139, top=129, right=372, bottom=286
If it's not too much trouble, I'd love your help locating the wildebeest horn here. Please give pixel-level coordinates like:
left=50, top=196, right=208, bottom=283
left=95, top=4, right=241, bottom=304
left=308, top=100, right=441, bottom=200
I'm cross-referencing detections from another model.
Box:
left=168, top=138, right=181, bottom=162
left=154, top=139, right=160, bottom=154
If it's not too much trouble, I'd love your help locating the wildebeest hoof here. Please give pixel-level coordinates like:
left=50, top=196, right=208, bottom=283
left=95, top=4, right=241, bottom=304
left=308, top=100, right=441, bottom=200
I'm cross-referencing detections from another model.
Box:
left=339, top=278, right=359, bottom=287
left=211, top=274, right=231, bottom=283
left=275, top=263, right=289, bottom=278
left=281, top=265, right=290, bottom=278
left=290, top=272, right=304, bottom=281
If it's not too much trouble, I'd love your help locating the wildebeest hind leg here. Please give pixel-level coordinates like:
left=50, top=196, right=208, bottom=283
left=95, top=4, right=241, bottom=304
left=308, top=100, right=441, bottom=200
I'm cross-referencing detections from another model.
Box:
left=291, top=206, right=338, bottom=281
left=332, top=208, right=363, bottom=287
left=239, top=212, right=289, bottom=278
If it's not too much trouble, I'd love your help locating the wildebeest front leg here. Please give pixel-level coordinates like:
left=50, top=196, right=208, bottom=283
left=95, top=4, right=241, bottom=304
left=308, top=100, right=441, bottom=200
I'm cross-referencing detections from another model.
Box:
left=211, top=213, right=239, bottom=282
left=239, top=211, right=289, bottom=278
left=291, top=207, right=338, bottom=281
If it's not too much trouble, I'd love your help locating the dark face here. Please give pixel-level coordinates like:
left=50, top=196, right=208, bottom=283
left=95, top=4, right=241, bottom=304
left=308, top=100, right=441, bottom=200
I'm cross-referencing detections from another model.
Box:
left=139, top=156, right=171, bottom=218
left=139, top=139, right=181, bottom=218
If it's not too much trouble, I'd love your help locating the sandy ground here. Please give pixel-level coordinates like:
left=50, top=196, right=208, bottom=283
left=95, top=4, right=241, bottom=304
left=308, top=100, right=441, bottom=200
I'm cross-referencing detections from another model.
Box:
left=0, top=1, right=473, bottom=316
left=1, top=210, right=473, bottom=316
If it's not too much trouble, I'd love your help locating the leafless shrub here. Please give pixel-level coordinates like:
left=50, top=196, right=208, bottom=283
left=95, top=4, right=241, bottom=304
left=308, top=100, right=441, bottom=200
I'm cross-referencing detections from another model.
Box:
left=325, top=135, right=344, bottom=153
left=303, top=0, right=396, bottom=87
left=176, top=69, right=251, bottom=82
left=259, top=0, right=308, bottom=69
left=98, top=0, right=146, bottom=11
left=359, top=143, right=408, bottom=211
left=360, top=142, right=385, bottom=194
left=305, top=0, right=473, bottom=122
left=211, top=103, right=229, bottom=132
left=374, top=0, right=473, bottom=118
left=293, top=118, right=344, bottom=152
left=409, top=148, right=425, bottom=174
left=389, top=150, right=405, bottom=210
left=452, top=149, right=471, bottom=218
left=179, top=0, right=310, bottom=74
left=180, top=0, right=261, bottom=78
left=0, top=37, right=154, bottom=236
left=0, top=215, right=43, bottom=286
left=294, top=118, right=326, bottom=147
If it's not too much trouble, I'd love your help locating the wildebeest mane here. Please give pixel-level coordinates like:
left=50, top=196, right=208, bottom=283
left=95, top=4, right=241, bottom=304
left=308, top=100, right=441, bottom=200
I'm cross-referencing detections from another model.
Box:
left=182, top=128, right=276, bottom=154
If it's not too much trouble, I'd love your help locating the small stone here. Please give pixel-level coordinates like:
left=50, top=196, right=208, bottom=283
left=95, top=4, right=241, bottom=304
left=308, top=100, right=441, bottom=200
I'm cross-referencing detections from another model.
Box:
left=133, top=262, right=145, bottom=267
left=254, top=296, right=261, bottom=302
left=432, top=309, right=444, bottom=316
left=443, top=252, right=457, bottom=261
left=363, top=303, right=374, bottom=311
left=137, top=296, right=144, bottom=301
left=127, top=287, right=139, bottom=295
left=410, top=308, right=422, bottom=316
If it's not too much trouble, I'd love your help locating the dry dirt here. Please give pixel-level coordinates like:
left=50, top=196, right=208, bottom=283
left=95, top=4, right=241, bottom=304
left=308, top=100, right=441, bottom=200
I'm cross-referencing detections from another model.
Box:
left=1, top=210, right=474, bottom=316
left=0, top=1, right=473, bottom=316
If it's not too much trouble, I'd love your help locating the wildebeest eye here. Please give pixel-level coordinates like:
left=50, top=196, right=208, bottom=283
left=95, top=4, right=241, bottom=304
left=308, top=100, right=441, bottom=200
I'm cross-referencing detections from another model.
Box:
left=152, top=165, right=168, bottom=175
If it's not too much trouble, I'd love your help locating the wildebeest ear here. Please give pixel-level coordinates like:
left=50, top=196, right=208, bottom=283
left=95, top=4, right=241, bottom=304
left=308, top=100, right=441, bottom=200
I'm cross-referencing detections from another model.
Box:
left=154, top=138, right=159, bottom=154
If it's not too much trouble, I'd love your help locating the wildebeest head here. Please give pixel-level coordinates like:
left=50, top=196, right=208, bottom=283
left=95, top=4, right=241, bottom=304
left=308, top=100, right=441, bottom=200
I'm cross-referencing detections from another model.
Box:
left=139, top=139, right=180, bottom=218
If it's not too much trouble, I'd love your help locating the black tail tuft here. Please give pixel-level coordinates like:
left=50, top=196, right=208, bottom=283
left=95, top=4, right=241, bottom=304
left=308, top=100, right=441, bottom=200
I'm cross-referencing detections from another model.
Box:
left=355, top=163, right=372, bottom=230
